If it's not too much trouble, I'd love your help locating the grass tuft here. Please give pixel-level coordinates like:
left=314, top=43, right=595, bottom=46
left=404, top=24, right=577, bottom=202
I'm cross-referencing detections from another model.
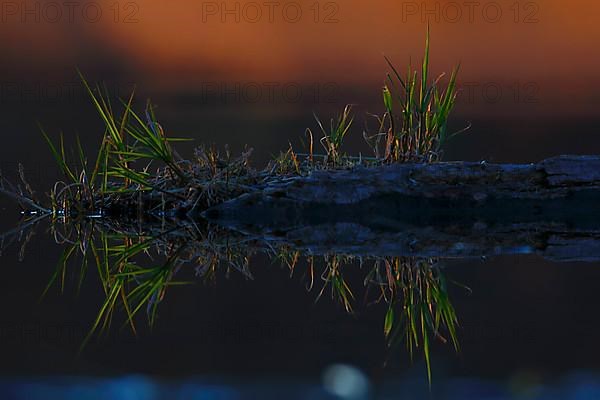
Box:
left=311, top=104, right=355, bottom=166
left=370, top=27, right=468, bottom=162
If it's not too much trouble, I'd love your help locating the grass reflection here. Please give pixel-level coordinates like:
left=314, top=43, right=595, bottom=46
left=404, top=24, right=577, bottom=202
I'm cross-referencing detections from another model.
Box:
left=33, top=218, right=464, bottom=381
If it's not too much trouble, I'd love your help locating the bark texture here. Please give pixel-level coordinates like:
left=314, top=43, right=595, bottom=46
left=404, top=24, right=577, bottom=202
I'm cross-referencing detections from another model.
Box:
left=202, top=156, right=600, bottom=261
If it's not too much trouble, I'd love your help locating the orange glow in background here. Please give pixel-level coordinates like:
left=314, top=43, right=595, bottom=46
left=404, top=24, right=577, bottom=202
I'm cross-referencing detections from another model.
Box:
left=2, top=0, right=600, bottom=170
left=2, top=0, right=599, bottom=113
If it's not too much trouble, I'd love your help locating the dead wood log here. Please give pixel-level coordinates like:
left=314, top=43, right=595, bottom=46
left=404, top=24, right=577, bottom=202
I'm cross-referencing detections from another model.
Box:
left=202, top=156, right=600, bottom=261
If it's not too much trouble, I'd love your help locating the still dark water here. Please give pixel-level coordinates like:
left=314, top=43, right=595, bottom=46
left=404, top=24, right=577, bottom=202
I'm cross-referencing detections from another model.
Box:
left=3, top=215, right=600, bottom=399
left=2, top=94, right=600, bottom=400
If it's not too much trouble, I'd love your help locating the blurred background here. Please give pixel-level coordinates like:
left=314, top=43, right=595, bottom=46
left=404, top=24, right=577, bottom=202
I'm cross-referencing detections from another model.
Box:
left=2, top=0, right=600, bottom=173
left=2, top=1, right=600, bottom=399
